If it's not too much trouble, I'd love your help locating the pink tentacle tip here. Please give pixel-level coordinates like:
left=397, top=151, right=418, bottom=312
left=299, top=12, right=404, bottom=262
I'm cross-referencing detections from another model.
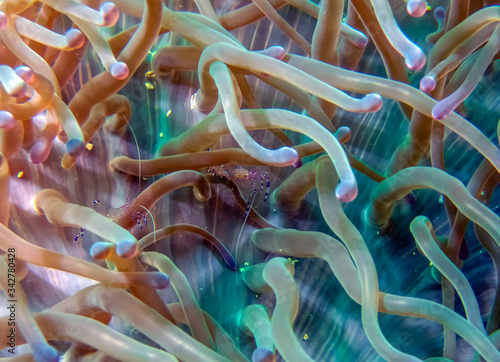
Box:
left=420, top=75, right=436, bottom=93
left=407, top=0, right=427, bottom=18
left=0, top=111, right=15, bottom=129
left=405, top=47, right=426, bottom=71
left=253, top=46, right=286, bottom=78
left=65, top=29, right=85, bottom=50
left=432, top=100, right=453, bottom=120
left=0, top=11, right=6, bottom=30
left=100, top=2, right=120, bottom=27
left=335, top=178, right=358, bottom=203
left=14, top=66, right=33, bottom=83
left=361, top=93, right=383, bottom=112
left=30, top=140, right=51, bottom=164
left=111, top=62, right=129, bottom=80
left=352, top=34, right=369, bottom=48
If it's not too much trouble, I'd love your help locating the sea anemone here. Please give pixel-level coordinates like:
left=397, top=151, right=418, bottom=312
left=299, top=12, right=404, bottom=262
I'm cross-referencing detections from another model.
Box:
left=0, top=0, right=499, bottom=361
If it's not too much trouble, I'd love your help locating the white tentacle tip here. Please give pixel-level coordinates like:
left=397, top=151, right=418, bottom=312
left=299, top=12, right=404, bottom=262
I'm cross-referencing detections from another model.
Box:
left=405, top=47, right=426, bottom=71
left=0, top=65, right=28, bottom=98
left=65, top=29, right=85, bottom=50
left=335, top=178, right=358, bottom=203
left=116, top=239, right=138, bottom=259
left=362, top=93, right=383, bottom=112
left=111, top=61, right=129, bottom=80
left=269, top=147, right=299, bottom=167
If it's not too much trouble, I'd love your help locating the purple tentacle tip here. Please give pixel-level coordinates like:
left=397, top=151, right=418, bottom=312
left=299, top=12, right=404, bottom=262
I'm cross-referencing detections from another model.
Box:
left=151, top=272, right=170, bottom=289
left=434, top=7, right=446, bottom=21
left=252, top=348, right=275, bottom=362
left=458, top=240, right=470, bottom=260
left=404, top=192, right=417, bottom=205
left=30, top=141, right=51, bottom=164
left=352, top=34, right=368, bottom=48
left=0, top=111, right=15, bottom=129
left=116, top=240, right=138, bottom=259
left=293, top=159, right=303, bottom=168
left=432, top=100, right=452, bottom=120
left=420, top=76, right=436, bottom=93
